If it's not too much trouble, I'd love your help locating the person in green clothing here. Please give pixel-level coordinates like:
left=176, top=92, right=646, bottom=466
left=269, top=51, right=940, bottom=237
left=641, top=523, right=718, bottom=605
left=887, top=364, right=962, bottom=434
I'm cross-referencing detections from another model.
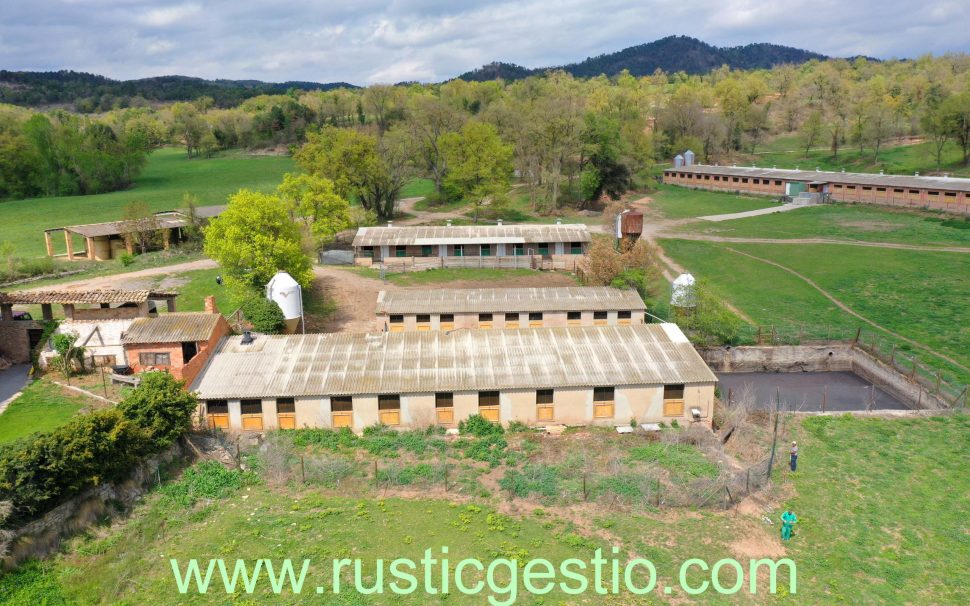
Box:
left=780, top=510, right=798, bottom=541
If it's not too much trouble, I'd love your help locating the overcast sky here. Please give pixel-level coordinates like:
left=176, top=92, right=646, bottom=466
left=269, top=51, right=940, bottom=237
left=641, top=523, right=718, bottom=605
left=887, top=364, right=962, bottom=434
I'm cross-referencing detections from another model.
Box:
left=2, top=1, right=969, bottom=85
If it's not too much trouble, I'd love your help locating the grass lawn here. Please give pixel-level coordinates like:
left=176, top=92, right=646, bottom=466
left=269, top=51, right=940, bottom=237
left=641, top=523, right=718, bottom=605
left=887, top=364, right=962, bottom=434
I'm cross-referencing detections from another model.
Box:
left=648, top=184, right=779, bottom=220
left=745, top=136, right=970, bottom=178
left=675, top=203, right=970, bottom=247
left=0, top=380, right=88, bottom=444
left=0, top=147, right=295, bottom=258
left=399, top=177, right=435, bottom=199
left=661, top=239, right=970, bottom=384
left=4, top=415, right=967, bottom=604
left=152, top=267, right=249, bottom=315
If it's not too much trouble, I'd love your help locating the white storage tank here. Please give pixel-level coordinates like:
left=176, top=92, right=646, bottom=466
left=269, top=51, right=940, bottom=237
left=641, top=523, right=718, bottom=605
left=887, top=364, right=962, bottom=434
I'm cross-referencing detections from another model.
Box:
left=684, top=150, right=695, bottom=166
left=670, top=273, right=696, bottom=309
left=673, top=154, right=684, bottom=168
left=265, top=271, right=303, bottom=334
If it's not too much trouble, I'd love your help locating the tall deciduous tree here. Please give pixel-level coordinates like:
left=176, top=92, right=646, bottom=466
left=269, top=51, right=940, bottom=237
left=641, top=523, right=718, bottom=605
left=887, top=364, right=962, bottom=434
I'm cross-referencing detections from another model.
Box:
left=441, top=121, right=514, bottom=223
left=276, top=173, right=353, bottom=247
left=204, top=189, right=313, bottom=289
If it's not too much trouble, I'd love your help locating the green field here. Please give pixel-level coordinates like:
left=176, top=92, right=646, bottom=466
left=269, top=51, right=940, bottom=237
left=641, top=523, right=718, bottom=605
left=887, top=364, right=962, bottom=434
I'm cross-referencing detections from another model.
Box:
left=3, top=415, right=967, bottom=604
left=747, top=136, right=970, bottom=178
left=647, top=184, right=778, bottom=220
left=675, top=204, right=970, bottom=247
left=0, top=380, right=88, bottom=444
left=0, top=147, right=295, bottom=258
left=661, top=239, right=970, bottom=383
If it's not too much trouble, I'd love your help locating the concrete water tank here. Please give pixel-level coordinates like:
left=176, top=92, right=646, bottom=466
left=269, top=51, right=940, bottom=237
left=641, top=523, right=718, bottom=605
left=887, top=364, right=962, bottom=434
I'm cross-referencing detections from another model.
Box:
left=674, top=154, right=684, bottom=168
left=265, top=271, right=303, bottom=334
left=670, top=273, right=696, bottom=308
left=684, top=150, right=695, bottom=166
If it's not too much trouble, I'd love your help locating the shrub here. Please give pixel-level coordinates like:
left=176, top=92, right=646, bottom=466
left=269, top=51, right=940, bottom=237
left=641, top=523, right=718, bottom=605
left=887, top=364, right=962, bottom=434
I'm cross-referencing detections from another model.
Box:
left=506, top=421, right=530, bottom=433
left=159, top=461, right=251, bottom=508
left=499, top=465, right=560, bottom=498
left=456, top=434, right=508, bottom=467
left=240, top=296, right=287, bottom=333
left=119, top=253, right=135, bottom=267
left=459, top=414, right=504, bottom=437
left=291, top=427, right=358, bottom=450
left=116, top=372, right=198, bottom=450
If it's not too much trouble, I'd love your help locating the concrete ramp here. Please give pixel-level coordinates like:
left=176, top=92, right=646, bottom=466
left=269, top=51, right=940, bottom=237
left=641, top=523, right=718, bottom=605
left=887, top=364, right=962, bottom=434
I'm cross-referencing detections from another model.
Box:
left=699, top=201, right=815, bottom=222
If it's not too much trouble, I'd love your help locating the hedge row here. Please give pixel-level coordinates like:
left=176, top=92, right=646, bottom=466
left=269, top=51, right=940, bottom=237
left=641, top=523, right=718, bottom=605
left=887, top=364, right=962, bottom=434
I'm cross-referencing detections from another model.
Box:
left=0, top=372, right=197, bottom=526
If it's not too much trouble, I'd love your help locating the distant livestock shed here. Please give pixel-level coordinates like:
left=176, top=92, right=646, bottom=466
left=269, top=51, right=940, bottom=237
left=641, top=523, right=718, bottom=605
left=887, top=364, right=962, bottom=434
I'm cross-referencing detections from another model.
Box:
left=352, top=221, right=591, bottom=271
left=663, top=165, right=970, bottom=214
left=191, top=323, right=716, bottom=432
left=375, top=286, right=647, bottom=332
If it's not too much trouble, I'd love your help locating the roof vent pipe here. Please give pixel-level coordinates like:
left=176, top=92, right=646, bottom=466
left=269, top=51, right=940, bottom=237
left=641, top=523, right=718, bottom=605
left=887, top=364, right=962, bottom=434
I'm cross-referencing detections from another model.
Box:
left=556, top=217, right=562, bottom=225
left=446, top=219, right=452, bottom=227
left=816, top=167, right=820, bottom=172
left=497, top=219, right=503, bottom=226
left=241, top=331, right=254, bottom=345
left=915, top=171, right=919, bottom=177
left=387, top=221, right=393, bottom=228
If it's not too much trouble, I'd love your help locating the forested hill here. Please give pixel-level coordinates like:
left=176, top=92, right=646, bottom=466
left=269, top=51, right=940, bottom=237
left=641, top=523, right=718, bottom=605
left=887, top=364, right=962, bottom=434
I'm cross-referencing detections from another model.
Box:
left=458, top=35, right=829, bottom=81
left=0, top=70, right=357, bottom=112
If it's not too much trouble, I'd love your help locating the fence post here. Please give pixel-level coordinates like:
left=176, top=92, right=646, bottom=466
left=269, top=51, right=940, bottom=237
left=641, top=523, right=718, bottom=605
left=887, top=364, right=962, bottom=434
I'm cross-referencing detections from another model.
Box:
left=374, top=460, right=378, bottom=488
left=853, top=327, right=861, bottom=346
left=655, top=479, right=661, bottom=507
left=300, top=456, right=306, bottom=485
left=889, top=344, right=896, bottom=365
left=583, top=474, right=588, bottom=501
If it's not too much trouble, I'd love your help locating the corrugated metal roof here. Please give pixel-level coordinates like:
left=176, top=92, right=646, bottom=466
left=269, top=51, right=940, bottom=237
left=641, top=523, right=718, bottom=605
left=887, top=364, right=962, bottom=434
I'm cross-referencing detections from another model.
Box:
left=52, top=205, right=225, bottom=238
left=376, top=287, right=647, bottom=315
left=0, top=289, right=178, bottom=305
left=122, top=313, right=222, bottom=344
left=664, top=164, right=970, bottom=193
left=191, top=323, right=716, bottom=399
left=353, top=224, right=591, bottom=247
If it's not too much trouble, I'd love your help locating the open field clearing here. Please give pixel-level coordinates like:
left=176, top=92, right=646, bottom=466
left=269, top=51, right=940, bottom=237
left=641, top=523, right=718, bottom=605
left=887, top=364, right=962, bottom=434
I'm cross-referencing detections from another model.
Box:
left=644, top=185, right=779, bottom=220
left=1, top=415, right=966, bottom=604
left=673, top=204, right=970, bottom=248
left=0, top=147, right=295, bottom=258
left=0, top=380, right=90, bottom=444
left=660, top=239, right=970, bottom=383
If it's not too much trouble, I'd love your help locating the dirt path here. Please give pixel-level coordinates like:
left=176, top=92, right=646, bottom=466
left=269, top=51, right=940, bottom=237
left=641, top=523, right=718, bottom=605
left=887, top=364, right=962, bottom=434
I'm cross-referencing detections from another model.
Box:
left=396, top=196, right=469, bottom=226
left=721, top=246, right=970, bottom=374
left=22, top=259, right=218, bottom=292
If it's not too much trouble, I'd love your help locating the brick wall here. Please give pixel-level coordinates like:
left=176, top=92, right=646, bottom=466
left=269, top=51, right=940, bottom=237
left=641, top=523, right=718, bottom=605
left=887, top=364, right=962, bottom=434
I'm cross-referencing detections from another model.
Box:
left=123, top=314, right=231, bottom=386
left=0, top=321, right=43, bottom=363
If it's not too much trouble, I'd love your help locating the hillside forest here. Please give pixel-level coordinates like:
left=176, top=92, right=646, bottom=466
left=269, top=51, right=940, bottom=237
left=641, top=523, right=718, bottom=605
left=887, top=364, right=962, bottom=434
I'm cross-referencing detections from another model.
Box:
left=3, top=55, right=970, bottom=218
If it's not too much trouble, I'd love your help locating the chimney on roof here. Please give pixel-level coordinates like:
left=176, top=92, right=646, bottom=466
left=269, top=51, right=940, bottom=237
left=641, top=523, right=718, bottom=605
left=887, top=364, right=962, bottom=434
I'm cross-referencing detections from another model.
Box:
left=204, top=295, right=218, bottom=315
left=446, top=219, right=452, bottom=227
left=497, top=219, right=503, bottom=226
left=556, top=217, right=562, bottom=225
left=241, top=331, right=254, bottom=345
left=387, top=221, right=393, bottom=228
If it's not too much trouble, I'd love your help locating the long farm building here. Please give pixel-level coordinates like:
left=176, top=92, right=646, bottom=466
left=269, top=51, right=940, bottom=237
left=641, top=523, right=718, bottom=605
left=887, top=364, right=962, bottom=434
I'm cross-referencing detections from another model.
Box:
left=663, top=164, right=970, bottom=214
left=192, top=323, right=716, bottom=432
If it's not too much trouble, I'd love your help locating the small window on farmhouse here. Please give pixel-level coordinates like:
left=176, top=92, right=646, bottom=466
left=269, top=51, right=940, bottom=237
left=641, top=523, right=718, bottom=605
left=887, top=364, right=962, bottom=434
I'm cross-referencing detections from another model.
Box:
left=618, top=311, right=632, bottom=319
left=945, top=192, right=957, bottom=198
left=139, top=352, right=170, bottom=366
left=909, top=189, right=919, bottom=194
left=207, top=400, right=228, bottom=414
left=569, top=242, right=583, bottom=254
left=240, top=400, right=262, bottom=415
left=441, top=314, right=454, bottom=323
left=505, top=312, right=519, bottom=322
left=421, top=245, right=434, bottom=257
left=536, top=389, right=554, bottom=405
left=894, top=188, right=904, bottom=193
left=528, top=312, right=543, bottom=321
left=479, top=313, right=493, bottom=322
left=713, top=175, right=720, bottom=181
left=775, top=180, right=782, bottom=186
left=331, top=396, right=353, bottom=412
left=876, top=187, right=886, bottom=192
left=276, top=398, right=295, bottom=414
left=479, top=391, right=500, bottom=407
left=929, top=190, right=940, bottom=196
left=664, top=385, right=685, bottom=400
left=847, top=185, right=856, bottom=190
left=378, top=395, right=401, bottom=427
left=389, top=315, right=404, bottom=324
left=732, top=177, right=739, bottom=183
left=593, top=387, right=614, bottom=401
left=481, top=244, right=491, bottom=256
left=741, top=178, right=749, bottom=184
left=593, top=311, right=608, bottom=320
left=454, top=244, right=464, bottom=257
left=862, top=186, right=872, bottom=191
left=513, top=243, right=524, bottom=256
left=751, top=178, right=759, bottom=184
left=361, top=246, right=374, bottom=258
left=436, top=393, right=453, bottom=408
left=567, top=311, right=581, bottom=321
left=395, top=245, right=407, bottom=257
left=181, top=341, right=198, bottom=363
left=704, top=175, right=710, bottom=180
left=417, top=314, right=431, bottom=323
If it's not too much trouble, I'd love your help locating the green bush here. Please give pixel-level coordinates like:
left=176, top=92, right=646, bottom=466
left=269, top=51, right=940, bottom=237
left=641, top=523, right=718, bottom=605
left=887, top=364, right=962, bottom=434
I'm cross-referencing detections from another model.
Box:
left=291, top=427, right=359, bottom=450
left=456, top=434, right=508, bottom=467
left=159, top=461, right=251, bottom=508
left=119, top=253, right=135, bottom=267
left=240, top=296, right=287, bottom=333
left=458, top=414, right=504, bottom=437
left=499, top=465, right=560, bottom=498
left=0, top=373, right=199, bottom=526
left=506, top=421, right=530, bottom=433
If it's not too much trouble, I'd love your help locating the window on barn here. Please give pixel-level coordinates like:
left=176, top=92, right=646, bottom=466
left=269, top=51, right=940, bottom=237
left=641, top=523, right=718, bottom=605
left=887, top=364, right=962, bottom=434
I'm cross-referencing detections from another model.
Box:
left=331, top=396, right=353, bottom=428
left=481, top=244, right=491, bottom=257
left=421, top=245, right=434, bottom=257
left=909, top=189, right=920, bottom=194
left=663, top=384, right=685, bottom=417
left=181, top=341, right=198, bottom=363
left=435, top=392, right=454, bottom=425
left=593, top=387, right=614, bottom=418
left=395, top=245, right=407, bottom=257
left=513, top=243, right=524, bottom=256
left=569, top=242, right=583, bottom=254
left=206, top=399, right=229, bottom=430
left=504, top=313, right=519, bottom=328
left=593, top=310, right=608, bottom=326
left=928, top=191, right=940, bottom=196
left=416, top=314, right=431, bottom=331
left=537, top=242, right=549, bottom=256
left=240, top=399, right=263, bottom=431
left=389, top=314, right=404, bottom=333
left=536, top=389, right=554, bottom=422
left=618, top=310, right=632, bottom=325
left=440, top=314, right=455, bottom=330
left=876, top=187, right=886, bottom=192
left=378, top=394, right=401, bottom=426
left=567, top=311, right=582, bottom=326
left=454, top=244, right=464, bottom=257
left=775, top=180, right=782, bottom=186
left=478, top=391, right=500, bottom=423
left=139, top=352, right=171, bottom=366
left=478, top=313, right=493, bottom=329
left=276, top=397, right=296, bottom=429
left=862, top=186, right=872, bottom=191
left=528, top=312, right=543, bottom=327
left=945, top=192, right=957, bottom=198
left=894, top=188, right=904, bottom=193
left=361, top=246, right=374, bottom=258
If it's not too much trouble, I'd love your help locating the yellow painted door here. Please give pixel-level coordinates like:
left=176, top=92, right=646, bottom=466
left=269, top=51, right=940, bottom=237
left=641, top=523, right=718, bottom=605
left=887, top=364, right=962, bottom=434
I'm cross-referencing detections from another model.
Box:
left=479, top=406, right=500, bottom=423
left=379, top=410, right=401, bottom=426
left=537, top=405, right=554, bottom=422
left=208, top=414, right=229, bottom=430
left=332, top=412, right=353, bottom=428
left=618, top=318, right=631, bottom=326
left=241, top=414, right=264, bottom=431
left=594, top=319, right=608, bottom=327
left=663, top=400, right=685, bottom=417
left=416, top=324, right=430, bottom=331
left=436, top=408, right=454, bottom=425
left=277, top=414, right=296, bottom=429
left=567, top=319, right=581, bottom=327
left=593, top=402, right=614, bottom=418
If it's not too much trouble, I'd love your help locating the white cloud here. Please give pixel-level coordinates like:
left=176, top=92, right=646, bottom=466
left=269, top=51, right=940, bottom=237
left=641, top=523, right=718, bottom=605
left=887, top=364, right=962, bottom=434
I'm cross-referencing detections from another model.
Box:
left=138, top=3, right=202, bottom=27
